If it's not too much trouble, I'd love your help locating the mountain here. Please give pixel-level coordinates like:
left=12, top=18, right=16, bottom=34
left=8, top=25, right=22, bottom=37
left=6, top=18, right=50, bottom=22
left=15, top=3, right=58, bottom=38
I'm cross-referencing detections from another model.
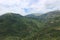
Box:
left=25, top=13, right=44, bottom=21
left=39, top=10, right=60, bottom=20
left=26, top=10, right=60, bottom=21
left=0, top=13, right=44, bottom=40
left=0, top=10, right=60, bottom=40
left=26, top=13, right=43, bottom=17
left=25, top=10, right=60, bottom=40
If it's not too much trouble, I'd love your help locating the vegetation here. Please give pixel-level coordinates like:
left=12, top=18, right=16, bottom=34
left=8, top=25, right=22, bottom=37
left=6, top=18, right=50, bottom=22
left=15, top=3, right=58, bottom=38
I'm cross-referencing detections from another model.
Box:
left=0, top=10, right=60, bottom=40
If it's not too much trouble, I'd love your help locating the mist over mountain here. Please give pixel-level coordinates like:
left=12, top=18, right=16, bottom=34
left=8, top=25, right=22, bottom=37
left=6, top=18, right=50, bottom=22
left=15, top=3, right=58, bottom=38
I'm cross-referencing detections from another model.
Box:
left=26, top=10, right=60, bottom=20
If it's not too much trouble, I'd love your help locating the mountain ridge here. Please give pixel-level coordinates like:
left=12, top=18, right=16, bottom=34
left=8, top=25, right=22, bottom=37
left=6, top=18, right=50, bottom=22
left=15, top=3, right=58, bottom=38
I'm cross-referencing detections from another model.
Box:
left=0, top=10, right=60, bottom=40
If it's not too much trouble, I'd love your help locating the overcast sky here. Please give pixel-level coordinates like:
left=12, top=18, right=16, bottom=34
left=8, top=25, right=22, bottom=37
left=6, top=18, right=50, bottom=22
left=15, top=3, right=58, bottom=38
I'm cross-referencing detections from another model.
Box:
left=0, top=0, right=60, bottom=15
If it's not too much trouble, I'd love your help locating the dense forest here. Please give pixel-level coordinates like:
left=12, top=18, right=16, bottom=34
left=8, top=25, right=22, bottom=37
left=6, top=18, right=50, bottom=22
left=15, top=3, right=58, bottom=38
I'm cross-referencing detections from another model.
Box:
left=0, top=10, right=60, bottom=40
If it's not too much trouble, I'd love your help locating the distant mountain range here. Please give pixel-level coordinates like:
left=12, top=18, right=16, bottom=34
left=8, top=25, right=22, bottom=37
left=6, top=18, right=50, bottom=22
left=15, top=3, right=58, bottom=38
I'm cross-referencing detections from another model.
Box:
left=26, top=10, right=60, bottom=21
left=26, top=13, right=43, bottom=17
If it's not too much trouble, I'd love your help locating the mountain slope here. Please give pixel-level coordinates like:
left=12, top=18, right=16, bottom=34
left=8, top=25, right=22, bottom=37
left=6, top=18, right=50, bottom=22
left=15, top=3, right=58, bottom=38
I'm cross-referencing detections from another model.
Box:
left=26, top=10, right=60, bottom=21
left=24, top=10, right=60, bottom=40
left=26, top=13, right=43, bottom=18
left=0, top=10, right=60, bottom=40
left=0, top=13, right=43, bottom=40
left=39, top=10, right=60, bottom=20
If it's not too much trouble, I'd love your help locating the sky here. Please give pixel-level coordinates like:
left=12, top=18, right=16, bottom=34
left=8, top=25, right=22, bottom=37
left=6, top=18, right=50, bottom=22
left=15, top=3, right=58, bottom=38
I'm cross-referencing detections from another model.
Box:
left=0, top=0, right=60, bottom=16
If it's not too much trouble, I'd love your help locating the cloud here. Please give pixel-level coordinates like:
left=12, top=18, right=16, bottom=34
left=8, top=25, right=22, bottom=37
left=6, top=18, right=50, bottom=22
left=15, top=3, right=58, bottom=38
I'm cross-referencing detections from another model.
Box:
left=45, top=0, right=60, bottom=11
left=0, top=0, right=60, bottom=15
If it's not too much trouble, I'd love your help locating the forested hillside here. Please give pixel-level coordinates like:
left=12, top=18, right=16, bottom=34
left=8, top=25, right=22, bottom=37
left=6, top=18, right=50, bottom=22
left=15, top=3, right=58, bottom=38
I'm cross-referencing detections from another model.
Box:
left=0, top=10, right=60, bottom=40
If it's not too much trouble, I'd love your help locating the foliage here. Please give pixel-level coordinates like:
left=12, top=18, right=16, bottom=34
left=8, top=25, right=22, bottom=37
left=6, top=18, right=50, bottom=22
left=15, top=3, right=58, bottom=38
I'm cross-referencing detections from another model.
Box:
left=0, top=10, right=60, bottom=40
